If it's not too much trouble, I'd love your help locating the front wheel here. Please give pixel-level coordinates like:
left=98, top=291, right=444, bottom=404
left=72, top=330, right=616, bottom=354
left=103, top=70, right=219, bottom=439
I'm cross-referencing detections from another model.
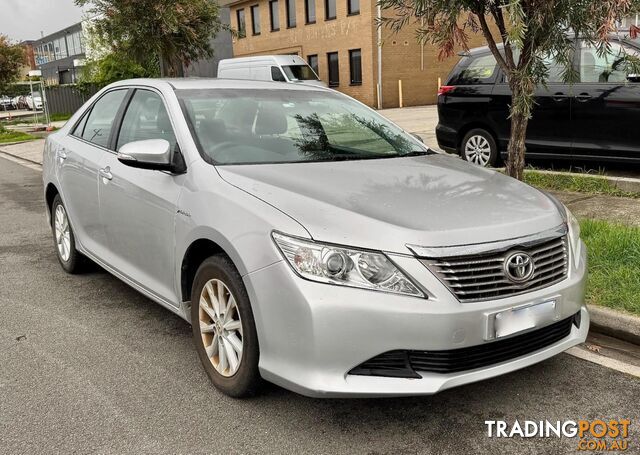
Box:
left=191, top=256, right=261, bottom=397
left=461, top=128, right=498, bottom=167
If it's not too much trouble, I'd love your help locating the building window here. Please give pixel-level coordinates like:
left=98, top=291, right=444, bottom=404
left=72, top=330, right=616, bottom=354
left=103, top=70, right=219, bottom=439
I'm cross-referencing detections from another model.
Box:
left=305, top=0, right=316, bottom=24
left=237, top=9, right=246, bottom=38
left=327, top=52, right=339, bottom=87
left=349, top=49, right=362, bottom=85
left=325, top=0, right=336, bottom=20
left=348, top=0, right=359, bottom=15
left=269, top=0, right=280, bottom=31
left=286, top=0, right=296, bottom=28
left=307, top=54, right=319, bottom=76
left=250, top=5, right=260, bottom=35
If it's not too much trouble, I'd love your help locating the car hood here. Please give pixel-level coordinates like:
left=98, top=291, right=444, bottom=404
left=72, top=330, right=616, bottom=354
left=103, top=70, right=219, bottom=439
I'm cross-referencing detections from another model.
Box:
left=217, top=154, right=563, bottom=254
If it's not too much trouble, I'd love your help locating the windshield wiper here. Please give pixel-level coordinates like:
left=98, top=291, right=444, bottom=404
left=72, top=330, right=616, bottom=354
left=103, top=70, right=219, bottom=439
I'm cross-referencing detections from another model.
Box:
left=402, top=150, right=434, bottom=156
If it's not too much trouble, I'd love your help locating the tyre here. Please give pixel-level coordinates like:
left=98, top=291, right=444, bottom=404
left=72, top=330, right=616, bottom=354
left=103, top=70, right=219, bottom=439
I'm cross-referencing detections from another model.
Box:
left=51, top=194, right=87, bottom=273
left=461, top=128, right=498, bottom=167
left=191, top=255, right=261, bottom=397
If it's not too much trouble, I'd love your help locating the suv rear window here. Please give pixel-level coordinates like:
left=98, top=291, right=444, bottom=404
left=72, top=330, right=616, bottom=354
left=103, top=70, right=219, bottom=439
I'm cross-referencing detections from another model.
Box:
left=450, top=53, right=497, bottom=85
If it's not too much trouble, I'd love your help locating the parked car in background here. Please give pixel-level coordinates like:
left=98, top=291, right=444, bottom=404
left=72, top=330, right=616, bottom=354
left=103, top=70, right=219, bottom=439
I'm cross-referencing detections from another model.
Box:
left=26, top=92, right=43, bottom=111
left=11, top=95, right=28, bottom=110
left=0, top=95, right=14, bottom=111
left=42, top=78, right=588, bottom=398
left=436, top=32, right=640, bottom=167
left=217, top=55, right=327, bottom=87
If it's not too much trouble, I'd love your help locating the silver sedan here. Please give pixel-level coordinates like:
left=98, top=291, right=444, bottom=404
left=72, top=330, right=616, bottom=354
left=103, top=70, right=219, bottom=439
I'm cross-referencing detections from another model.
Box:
left=42, top=79, right=588, bottom=397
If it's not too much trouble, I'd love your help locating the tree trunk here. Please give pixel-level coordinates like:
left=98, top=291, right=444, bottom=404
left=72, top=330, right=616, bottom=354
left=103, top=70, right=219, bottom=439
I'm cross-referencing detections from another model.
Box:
left=506, top=83, right=532, bottom=181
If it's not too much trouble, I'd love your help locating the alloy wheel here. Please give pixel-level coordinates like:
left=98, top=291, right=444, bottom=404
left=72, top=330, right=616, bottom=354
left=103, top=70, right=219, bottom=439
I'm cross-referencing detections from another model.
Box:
left=54, top=204, right=71, bottom=262
left=199, top=279, right=244, bottom=377
left=464, top=135, right=492, bottom=166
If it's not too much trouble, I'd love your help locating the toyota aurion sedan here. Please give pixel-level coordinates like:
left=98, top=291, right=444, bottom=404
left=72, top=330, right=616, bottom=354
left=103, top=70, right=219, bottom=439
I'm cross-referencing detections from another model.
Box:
left=43, top=79, right=588, bottom=398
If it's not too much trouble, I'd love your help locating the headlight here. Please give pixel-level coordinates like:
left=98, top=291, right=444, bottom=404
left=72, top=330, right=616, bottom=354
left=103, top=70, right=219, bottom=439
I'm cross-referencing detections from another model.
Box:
left=564, top=204, right=582, bottom=268
left=272, top=232, right=424, bottom=298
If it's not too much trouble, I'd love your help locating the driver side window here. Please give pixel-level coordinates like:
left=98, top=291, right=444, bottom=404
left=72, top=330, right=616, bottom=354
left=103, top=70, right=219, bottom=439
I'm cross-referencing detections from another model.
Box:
left=116, top=89, right=177, bottom=151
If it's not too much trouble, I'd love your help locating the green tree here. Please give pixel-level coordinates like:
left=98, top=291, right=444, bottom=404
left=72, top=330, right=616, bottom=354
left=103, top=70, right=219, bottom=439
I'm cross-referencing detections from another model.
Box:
left=76, top=0, right=226, bottom=77
left=378, top=0, right=640, bottom=180
left=80, top=52, right=159, bottom=87
left=0, top=35, right=26, bottom=92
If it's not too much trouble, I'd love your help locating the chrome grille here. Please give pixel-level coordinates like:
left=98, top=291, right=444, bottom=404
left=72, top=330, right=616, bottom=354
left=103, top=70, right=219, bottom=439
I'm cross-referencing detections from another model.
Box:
left=421, top=236, right=568, bottom=302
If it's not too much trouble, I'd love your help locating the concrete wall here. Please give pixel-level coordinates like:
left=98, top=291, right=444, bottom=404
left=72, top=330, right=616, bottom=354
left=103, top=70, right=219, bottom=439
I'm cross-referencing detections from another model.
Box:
left=185, top=7, right=234, bottom=77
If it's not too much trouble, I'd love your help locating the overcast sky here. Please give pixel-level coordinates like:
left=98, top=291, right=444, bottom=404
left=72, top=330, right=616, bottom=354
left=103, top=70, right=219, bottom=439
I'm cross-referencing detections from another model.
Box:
left=1, top=0, right=87, bottom=42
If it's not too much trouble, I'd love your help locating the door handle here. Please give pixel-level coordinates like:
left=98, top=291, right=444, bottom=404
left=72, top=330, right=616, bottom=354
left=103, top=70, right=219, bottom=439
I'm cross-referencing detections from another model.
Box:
left=552, top=92, right=567, bottom=102
left=99, top=166, right=113, bottom=181
left=575, top=93, right=592, bottom=102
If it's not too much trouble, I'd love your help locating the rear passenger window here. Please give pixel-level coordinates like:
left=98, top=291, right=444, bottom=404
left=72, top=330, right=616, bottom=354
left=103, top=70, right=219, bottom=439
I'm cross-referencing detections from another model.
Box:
left=453, top=54, right=497, bottom=85
left=81, top=90, right=128, bottom=148
left=116, top=89, right=177, bottom=151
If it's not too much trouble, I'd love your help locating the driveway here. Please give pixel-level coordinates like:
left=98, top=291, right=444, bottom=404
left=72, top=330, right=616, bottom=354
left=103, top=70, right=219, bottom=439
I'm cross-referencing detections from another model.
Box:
left=1, top=156, right=638, bottom=454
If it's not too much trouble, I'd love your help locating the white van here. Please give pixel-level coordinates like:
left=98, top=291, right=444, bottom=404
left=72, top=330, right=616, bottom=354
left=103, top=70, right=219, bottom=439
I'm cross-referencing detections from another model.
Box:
left=217, top=55, right=327, bottom=87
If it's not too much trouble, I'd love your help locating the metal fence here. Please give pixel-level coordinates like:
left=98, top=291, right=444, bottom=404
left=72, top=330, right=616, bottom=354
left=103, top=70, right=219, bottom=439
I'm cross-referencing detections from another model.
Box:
left=44, top=84, right=99, bottom=116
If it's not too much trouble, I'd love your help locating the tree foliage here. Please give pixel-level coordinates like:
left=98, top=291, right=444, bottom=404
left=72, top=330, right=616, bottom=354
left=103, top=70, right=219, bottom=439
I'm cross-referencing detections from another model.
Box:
left=80, top=52, right=159, bottom=88
left=75, top=0, right=226, bottom=77
left=0, top=34, right=26, bottom=92
left=378, top=0, right=640, bottom=180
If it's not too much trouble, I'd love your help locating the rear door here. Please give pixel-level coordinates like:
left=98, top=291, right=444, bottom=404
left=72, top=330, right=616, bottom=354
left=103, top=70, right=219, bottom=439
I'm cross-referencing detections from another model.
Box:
left=58, top=88, right=129, bottom=258
left=491, top=54, right=574, bottom=157
left=98, top=88, right=185, bottom=304
left=571, top=40, right=640, bottom=161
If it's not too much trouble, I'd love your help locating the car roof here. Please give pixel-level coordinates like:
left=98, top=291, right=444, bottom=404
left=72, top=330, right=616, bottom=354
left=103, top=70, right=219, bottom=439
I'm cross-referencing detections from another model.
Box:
left=107, top=77, right=332, bottom=93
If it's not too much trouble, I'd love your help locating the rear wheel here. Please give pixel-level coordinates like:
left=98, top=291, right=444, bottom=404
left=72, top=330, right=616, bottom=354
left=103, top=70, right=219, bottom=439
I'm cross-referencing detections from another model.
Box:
left=461, top=128, right=498, bottom=167
left=191, top=255, right=261, bottom=397
left=51, top=194, right=87, bottom=273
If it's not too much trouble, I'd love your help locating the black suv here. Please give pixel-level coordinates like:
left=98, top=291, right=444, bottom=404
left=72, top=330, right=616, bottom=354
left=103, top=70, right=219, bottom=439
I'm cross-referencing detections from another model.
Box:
left=436, top=33, right=640, bottom=167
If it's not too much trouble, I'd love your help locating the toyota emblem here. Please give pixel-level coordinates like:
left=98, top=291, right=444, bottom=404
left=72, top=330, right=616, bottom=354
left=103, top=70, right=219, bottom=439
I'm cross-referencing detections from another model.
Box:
left=504, top=251, right=535, bottom=283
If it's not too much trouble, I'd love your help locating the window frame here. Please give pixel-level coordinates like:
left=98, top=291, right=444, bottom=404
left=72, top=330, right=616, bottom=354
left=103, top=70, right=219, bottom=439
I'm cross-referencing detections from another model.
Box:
left=349, top=48, right=362, bottom=85
left=286, top=0, right=296, bottom=28
left=327, top=51, right=339, bottom=87
left=269, top=0, right=280, bottom=31
left=347, top=0, right=359, bottom=15
left=307, top=54, right=319, bottom=77
left=305, top=0, right=316, bottom=24
left=325, top=0, right=336, bottom=20
left=250, top=5, right=261, bottom=35
left=237, top=8, right=247, bottom=38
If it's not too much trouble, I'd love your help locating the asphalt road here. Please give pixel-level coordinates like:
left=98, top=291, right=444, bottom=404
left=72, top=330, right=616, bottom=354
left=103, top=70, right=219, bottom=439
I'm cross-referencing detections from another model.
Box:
left=1, top=155, right=639, bottom=454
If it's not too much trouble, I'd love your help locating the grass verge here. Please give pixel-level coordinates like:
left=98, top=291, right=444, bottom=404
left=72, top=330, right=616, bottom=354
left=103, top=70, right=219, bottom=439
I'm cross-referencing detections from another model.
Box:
left=0, top=125, right=36, bottom=144
left=523, top=170, right=640, bottom=198
left=50, top=112, right=72, bottom=122
left=582, top=219, right=640, bottom=316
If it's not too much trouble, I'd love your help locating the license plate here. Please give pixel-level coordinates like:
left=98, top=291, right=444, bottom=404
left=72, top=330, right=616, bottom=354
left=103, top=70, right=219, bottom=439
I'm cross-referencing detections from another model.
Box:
left=493, top=300, right=556, bottom=339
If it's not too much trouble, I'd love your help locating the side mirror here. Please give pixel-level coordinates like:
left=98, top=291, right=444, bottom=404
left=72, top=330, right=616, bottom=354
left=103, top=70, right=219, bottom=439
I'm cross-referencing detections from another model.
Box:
left=117, top=139, right=185, bottom=173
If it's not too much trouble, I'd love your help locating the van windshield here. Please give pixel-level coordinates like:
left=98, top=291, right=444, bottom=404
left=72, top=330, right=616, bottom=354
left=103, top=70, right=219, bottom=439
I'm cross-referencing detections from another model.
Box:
left=177, top=88, right=431, bottom=165
left=282, top=65, right=318, bottom=81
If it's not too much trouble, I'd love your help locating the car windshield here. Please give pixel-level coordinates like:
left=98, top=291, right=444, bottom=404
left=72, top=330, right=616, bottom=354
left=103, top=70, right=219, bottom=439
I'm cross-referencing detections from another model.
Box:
left=282, top=65, right=318, bottom=81
left=177, top=89, right=431, bottom=165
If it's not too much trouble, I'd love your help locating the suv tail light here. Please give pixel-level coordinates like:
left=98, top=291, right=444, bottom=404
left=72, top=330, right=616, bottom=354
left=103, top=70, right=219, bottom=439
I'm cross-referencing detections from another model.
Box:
left=438, top=85, right=455, bottom=96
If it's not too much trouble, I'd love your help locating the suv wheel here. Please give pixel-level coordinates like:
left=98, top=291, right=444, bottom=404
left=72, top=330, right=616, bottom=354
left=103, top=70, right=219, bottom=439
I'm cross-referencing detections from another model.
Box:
left=191, top=256, right=261, bottom=397
left=461, top=129, right=498, bottom=167
left=51, top=194, right=87, bottom=273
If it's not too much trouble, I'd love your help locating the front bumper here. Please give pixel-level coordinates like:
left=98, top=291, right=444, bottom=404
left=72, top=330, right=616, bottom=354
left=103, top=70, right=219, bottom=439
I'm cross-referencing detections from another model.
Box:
left=244, top=242, right=588, bottom=398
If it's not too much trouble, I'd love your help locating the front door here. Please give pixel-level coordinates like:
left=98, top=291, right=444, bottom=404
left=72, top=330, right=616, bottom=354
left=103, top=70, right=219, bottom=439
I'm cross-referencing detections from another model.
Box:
left=57, top=89, right=129, bottom=258
left=98, top=88, right=185, bottom=304
left=571, top=40, right=640, bottom=161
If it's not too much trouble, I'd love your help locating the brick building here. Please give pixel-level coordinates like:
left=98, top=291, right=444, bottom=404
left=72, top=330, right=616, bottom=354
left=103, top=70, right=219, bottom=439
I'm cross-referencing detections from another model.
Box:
left=220, top=0, right=491, bottom=107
